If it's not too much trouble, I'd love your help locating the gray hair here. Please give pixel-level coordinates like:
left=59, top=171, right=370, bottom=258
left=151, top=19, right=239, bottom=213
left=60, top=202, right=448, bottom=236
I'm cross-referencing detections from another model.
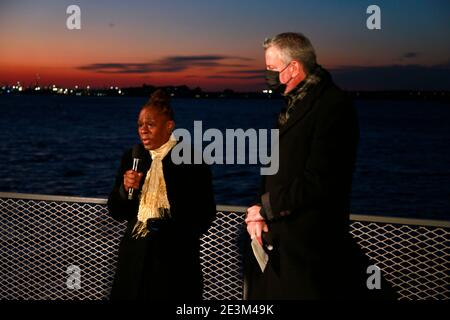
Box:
left=263, top=32, right=317, bottom=74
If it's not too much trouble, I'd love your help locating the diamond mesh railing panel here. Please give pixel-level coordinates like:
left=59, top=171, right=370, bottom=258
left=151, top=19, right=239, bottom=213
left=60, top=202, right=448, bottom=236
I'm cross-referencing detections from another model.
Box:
left=0, top=195, right=246, bottom=300
left=200, top=210, right=245, bottom=300
left=0, top=193, right=448, bottom=300
left=350, top=221, right=449, bottom=300
left=0, top=197, right=124, bottom=300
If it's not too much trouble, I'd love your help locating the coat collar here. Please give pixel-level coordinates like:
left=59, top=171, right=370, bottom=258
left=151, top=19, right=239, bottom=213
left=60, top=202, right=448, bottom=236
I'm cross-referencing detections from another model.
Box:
left=279, top=71, right=331, bottom=138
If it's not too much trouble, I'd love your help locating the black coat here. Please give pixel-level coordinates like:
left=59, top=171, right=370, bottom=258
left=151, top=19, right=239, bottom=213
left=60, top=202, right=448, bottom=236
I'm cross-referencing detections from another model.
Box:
left=246, top=71, right=395, bottom=299
left=108, top=143, right=216, bottom=300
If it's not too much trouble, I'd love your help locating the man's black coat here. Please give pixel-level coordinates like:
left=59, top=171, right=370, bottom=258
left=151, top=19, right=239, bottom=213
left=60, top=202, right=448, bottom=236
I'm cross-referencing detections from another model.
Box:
left=247, top=70, right=395, bottom=299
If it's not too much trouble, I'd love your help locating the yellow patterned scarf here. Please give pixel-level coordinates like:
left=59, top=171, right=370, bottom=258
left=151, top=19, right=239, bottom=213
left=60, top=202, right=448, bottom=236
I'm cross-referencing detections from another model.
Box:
left=132, top=134, right=177, bottom=238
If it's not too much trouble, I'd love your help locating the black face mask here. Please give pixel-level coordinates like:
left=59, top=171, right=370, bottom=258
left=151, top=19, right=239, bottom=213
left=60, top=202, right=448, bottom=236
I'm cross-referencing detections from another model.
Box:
left=265, top=70, right=286, bottom=93
left=265, top=63, right=290, bottom=93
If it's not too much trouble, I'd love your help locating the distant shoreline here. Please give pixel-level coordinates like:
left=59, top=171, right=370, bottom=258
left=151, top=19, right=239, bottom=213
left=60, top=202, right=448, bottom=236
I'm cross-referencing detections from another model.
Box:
left=1, top=85, right=449, bottom=102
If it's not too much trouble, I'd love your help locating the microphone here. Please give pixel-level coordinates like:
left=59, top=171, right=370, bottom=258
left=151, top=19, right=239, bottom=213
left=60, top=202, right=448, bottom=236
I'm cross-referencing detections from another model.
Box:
left=128, top=144, right=142, bottom=200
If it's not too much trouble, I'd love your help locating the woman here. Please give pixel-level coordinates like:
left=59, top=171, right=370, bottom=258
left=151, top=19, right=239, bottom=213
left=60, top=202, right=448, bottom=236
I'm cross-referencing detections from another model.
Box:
left=107, top=89, right=216, bottom=300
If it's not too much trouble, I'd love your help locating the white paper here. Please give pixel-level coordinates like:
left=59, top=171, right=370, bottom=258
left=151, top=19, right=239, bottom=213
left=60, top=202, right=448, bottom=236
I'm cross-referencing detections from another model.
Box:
left=251, top=238, right=269, bottom=273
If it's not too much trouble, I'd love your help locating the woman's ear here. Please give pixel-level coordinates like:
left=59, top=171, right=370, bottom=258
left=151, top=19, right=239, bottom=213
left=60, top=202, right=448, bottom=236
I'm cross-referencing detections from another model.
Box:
left=167, top=120, right=175, bottom=133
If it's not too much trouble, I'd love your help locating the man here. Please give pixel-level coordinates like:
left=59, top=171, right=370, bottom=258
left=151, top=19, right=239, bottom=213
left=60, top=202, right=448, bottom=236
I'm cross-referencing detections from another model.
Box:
left=245, top=32, right=395, bottom=299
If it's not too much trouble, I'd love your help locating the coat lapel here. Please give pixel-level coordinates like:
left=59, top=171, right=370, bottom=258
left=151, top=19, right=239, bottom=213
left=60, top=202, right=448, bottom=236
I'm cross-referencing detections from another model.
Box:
left=279, top=93, right=315, bottom=138
left=279, top=79, right=328, bottom=138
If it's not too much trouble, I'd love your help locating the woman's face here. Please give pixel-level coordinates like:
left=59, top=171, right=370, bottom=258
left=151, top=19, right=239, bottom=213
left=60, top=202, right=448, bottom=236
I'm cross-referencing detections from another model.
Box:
left=137, top=107, right=174, bottom=150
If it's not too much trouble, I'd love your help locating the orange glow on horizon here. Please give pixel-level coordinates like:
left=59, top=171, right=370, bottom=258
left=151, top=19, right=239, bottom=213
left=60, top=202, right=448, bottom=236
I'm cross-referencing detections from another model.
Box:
left=0, top=64, right=265, bottom=91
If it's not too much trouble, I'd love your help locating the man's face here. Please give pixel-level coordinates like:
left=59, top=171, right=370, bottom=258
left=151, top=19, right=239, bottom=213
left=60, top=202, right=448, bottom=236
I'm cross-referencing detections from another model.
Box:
left=265, top=45, right=307, bottom=94
left=137, top=107, right=174, bottom=150
left=265, top=46, right=292, bottom=86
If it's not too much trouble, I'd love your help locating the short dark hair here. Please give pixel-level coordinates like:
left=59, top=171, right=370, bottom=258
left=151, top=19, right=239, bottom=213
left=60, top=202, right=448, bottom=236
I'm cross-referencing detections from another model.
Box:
left=142, top=89, right=174, bottom=120
left=263, top=32, right=317, bottom=74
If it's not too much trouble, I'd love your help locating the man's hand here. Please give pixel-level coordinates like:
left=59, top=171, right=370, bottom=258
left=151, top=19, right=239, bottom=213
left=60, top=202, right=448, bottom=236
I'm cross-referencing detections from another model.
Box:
left=123, top=170, right=143, bottom=191
left=245, top=205, right=268, bottom=246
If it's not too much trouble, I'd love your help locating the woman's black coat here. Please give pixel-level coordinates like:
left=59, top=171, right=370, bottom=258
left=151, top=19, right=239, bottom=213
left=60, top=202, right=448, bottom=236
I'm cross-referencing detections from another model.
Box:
left=108, top=143, right=216, bottom=300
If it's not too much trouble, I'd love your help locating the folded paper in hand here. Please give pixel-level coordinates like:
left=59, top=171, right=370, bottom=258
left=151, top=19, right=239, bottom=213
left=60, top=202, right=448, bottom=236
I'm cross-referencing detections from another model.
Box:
left=251, top=238, right=269, bottom=273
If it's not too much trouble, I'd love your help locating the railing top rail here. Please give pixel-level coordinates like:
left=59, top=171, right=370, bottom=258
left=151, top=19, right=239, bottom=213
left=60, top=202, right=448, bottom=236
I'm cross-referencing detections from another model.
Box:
left=349, top=214, right=450, bottom=228
left=1, top=192, right=449, bottom=228
left=0, top=192, right=107, bottom=204
left=216, top=204, right=246, bottom=213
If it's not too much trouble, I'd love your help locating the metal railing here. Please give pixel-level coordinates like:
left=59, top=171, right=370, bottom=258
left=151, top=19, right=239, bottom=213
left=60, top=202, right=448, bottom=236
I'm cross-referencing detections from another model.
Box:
left=349, top=214, right=449, bottom=300
left=0, top=192, right=448, bottom=300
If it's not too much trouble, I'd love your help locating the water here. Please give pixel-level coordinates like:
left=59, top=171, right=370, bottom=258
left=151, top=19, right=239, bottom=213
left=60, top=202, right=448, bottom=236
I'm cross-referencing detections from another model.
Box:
left=0, top=95, right=448, bottom=220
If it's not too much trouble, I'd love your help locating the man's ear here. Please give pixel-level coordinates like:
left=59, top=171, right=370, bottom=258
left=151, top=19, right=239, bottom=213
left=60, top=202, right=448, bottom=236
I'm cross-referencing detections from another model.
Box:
left=291, top=61, right=302, bottom=77
left=293, top=60, right=306, bottom=79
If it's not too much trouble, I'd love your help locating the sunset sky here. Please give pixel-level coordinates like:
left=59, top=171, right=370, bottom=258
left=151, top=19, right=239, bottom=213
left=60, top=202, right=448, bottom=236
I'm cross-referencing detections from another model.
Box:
left=0, top=0, right=449, bottom=91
